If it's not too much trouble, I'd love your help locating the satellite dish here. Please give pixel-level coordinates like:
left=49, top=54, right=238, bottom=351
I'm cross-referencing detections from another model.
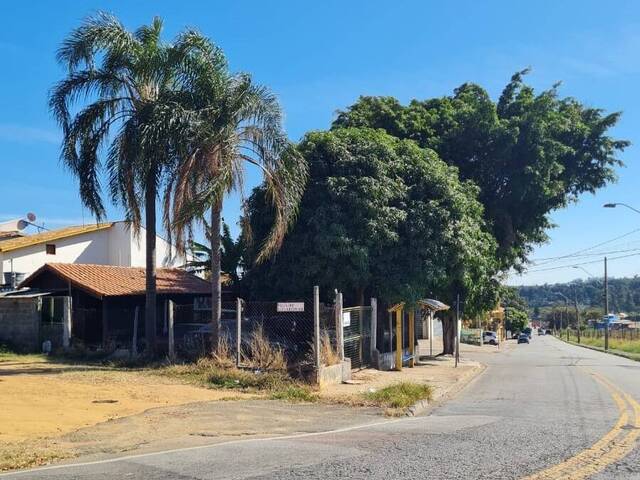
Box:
left=26, top=212, right=36, bottom=222
left=16, top=220, right=28, bottom=230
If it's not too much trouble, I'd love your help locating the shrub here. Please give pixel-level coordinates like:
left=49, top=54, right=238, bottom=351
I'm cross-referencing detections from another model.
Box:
left=243, top=325, right=287, bottom=371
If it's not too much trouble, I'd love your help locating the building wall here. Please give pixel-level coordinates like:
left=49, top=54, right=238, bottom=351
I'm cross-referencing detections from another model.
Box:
left=0, top=297, right=41, bottom=351
left=1, top=229, right=111, bottom=280
left=0, top=222, right=187, bottom=282
left=128, top=225, right=187, bottom=268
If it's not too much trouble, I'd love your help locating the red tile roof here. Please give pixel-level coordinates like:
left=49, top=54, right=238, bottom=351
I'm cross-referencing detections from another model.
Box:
left=20, top=263, right=213, bottom=298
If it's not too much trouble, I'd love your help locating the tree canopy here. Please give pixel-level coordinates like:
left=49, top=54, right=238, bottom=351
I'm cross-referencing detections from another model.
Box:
left=241, top=128, right=499, bottom=312
left=333, top=70, right=629, bottom=270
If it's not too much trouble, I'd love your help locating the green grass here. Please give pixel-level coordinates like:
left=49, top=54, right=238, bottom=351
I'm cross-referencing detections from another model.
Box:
left=270, top=385, right=318, bottom=402
left=0, top=344, right=46, bottom=363
left=364, top=382, right=433, bottom=409
left=563, top=331, right=640, bottom=359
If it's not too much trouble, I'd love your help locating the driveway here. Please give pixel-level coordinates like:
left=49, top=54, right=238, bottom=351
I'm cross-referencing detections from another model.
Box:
left=3, top=335, right=639, bottom=479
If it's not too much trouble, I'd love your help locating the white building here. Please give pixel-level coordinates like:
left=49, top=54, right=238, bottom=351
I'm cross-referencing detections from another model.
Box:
left=0, top=221, right=187, bottom=286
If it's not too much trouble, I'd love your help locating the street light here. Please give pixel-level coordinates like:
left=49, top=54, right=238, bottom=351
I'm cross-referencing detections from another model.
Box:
left=603, top=203, right=640, bottom=215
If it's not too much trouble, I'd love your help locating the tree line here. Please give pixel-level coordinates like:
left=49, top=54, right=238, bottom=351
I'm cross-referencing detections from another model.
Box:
left=518, top=277, right=640, bottom=316
left=52, top=13, right=628, bottom=356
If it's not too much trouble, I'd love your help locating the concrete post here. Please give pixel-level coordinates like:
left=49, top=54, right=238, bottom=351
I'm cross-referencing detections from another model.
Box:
left=314, top=286, right=321, bottom=371
left=236, top=298, right=242, bottom=367
left=336, top=291, right=344, bottom=360
left=168, top=300, right=175, bottom=361
left=62, top=296, right=72, bottom=350
left=370, top=298, right=377, bottom=358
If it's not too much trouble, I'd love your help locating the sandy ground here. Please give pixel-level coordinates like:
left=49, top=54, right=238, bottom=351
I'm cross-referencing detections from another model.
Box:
left=0, top=359, right=251, bottom=443
left=0, top=338, right=493, bottom=471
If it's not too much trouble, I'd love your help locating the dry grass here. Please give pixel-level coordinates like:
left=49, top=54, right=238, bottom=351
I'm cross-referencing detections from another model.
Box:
left=243, top=325, right=287, bottom=371
left=0, top=442, right=70, bottom=472
left=320, top=331, right=341, bottom=366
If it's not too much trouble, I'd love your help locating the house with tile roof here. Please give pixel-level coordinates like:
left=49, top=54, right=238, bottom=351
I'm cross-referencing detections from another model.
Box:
left=0, top=221, right=187, bottom=289
left=4, top=263, right=216, bottom=351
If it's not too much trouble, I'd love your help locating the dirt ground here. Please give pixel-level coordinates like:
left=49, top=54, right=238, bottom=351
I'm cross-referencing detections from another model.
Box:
left=0, top=359, right=252, bottom=443
left=0, top=338, right=493, bottom=472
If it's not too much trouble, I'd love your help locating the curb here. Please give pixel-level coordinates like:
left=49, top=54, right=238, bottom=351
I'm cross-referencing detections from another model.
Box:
left=559, top=338, right=640, bottom=362
left=406, top=399, right=430, bottom=416
left=405, top=363, right=487, bottom=417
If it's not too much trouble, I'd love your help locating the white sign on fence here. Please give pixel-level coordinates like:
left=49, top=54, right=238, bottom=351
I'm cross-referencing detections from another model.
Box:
left=342, top=311, right=351, bottom=327
left=277, top=302, right=305, bottom=312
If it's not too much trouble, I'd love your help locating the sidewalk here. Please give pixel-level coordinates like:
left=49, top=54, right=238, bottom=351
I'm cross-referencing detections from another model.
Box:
left=321, top=336, right=486, bottom=407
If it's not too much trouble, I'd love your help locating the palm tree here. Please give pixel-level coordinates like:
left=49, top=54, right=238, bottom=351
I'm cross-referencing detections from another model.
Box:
left=185, top=222, right=242, bottom=284
left=49, top=13, right=208, bottom=354
left=164, top=36, right=308, bottom=349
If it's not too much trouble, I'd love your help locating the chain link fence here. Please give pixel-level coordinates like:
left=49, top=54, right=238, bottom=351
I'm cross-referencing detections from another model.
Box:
left=342, top=306, right=372, bottom=369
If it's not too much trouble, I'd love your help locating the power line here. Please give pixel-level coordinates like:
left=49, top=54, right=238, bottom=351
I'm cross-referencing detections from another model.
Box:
left=525, top=252, right=640, bottom=274
left=529, top=247, right=640, bottom=264
left=529, top=228, right=640, bottom=266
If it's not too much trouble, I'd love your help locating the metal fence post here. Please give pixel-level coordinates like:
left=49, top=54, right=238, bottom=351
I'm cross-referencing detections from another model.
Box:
left=314, top=286, right=321, bottom=371
left=370, top=298, right=377, bottom=359
left=236, top=298, right=242, bottom=367
left=168, top=300, right=175, bottom=361
left=62, top=296, right=72, bottom=351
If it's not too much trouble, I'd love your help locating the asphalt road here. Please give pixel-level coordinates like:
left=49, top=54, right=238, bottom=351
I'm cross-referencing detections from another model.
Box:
left=4, top=335, right=640, bottom=480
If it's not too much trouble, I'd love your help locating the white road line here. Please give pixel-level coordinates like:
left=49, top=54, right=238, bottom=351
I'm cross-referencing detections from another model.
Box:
left=0, top=415, right=425, bottom=477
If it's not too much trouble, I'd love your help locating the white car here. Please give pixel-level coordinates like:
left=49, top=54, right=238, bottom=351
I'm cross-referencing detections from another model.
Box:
left=483, top=331, right=499, bottom=345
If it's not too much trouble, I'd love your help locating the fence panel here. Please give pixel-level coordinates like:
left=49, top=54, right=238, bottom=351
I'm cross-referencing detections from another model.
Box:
left=343, top=306, right=372, bottom=369
left=239, top=300, right=315, bottom=372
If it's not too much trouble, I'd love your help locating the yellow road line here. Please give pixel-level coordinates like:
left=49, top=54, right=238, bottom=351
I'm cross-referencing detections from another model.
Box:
left=522, top=372, right=639, bottom=480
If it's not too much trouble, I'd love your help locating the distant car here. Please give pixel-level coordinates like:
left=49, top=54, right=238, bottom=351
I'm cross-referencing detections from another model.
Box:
left=518, top=334, right=530, bottom=344
left=483, top=331, right=498, bottom=345
left=512, top=332, right=520, bottom=340
left=538, top=329, right=545, bottom=336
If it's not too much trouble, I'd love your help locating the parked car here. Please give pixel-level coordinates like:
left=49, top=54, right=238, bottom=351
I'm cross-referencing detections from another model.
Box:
left=483, top=331, right=499, bottom=345
left=538, top=329, right=545, bottom=336
left=518, top=333, right=530, bottom=344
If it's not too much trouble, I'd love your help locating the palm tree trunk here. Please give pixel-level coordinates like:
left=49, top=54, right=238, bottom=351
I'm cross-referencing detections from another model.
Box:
left=145, top=179, right=157, bottom=355
left=210, top=200, right=222, bottom=351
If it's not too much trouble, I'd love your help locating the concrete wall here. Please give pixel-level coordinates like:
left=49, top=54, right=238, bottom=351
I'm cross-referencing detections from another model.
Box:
left=1, top=230, right=110, bottom=280
left=0, top=221, right=188, bottom=281
left=0, top=297, right=41, bottom=351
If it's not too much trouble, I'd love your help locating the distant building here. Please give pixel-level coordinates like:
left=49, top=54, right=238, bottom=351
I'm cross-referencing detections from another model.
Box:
left=0, top=222, right=188, bottom=288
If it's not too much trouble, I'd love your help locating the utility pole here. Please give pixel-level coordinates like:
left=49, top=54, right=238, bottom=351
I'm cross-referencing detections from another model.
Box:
left=574, top=286, right=580, bottom=344
left=604, top=257, right=609, bottom=351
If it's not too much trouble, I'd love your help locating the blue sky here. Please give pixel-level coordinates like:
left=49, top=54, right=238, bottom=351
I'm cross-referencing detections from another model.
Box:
left=1, top=0, right=639, bottom=285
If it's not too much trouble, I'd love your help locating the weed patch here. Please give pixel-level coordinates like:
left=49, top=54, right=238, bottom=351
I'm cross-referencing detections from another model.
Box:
left=364, top=382, right=433, bottom=409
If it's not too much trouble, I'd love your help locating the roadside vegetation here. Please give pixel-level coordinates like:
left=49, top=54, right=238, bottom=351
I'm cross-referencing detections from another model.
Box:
left=364, top=382, right=434, bottom=414
left=564, top=331, right=640, bottom=360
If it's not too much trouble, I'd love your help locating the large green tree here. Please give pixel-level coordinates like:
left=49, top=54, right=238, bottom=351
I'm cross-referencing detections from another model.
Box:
left=242, top=128, right=499, bottom=352
left=333, top=70, right=629, bottom=271
left=50, top=14, right=206, bottom=353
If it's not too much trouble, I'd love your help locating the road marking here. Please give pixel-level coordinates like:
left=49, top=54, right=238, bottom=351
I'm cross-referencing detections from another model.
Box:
left=0, top=415, right=414, bottom=477
left=522, top=372, right=640, bottom=480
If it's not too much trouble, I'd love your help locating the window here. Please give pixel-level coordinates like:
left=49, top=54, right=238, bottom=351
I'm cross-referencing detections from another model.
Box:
left=45, top=244, right=56, bottom=255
